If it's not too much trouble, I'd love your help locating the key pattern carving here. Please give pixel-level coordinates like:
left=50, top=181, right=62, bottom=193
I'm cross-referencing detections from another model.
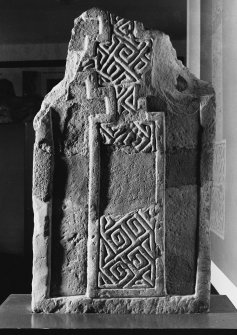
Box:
left=96, top=34, right=151, bottom=85
left=115, top=85, right=138, bottom=114
left=98, top=207, right=158, bottom=289
left=95, top=15, right=152, bottom=114
left=100, top=121, right=157, bottom=153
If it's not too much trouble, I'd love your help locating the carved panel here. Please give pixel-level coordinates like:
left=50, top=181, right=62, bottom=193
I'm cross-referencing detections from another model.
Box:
left=95, top=15, right=152, bottom=114
left=114, top=85, right=138, bottom=114
left=88, top=113, right=165, bottom=298
left=96, top=35, right=151, bottom=85
left=98, top=206, right=159, bottom=289
left=100, top=121, right=158, bottom=152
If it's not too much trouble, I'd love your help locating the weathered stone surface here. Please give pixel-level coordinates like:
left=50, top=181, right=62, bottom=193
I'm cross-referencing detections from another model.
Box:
left=100, top=148, right=156, bottom=216
left=32, top=8, right=215, bottom=313
left=166, top=149, right=198, bottom=187
left=165, top=186, right=198, bottom=295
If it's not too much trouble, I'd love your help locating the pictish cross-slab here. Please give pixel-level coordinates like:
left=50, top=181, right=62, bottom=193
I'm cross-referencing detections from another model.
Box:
left=31, top=8, right=216, bottom=314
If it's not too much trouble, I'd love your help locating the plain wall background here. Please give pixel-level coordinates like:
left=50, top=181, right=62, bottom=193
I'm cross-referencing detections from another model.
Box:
left=0, top=0, right=186, bottom=44
left=0, top=124, right=24, bottom=255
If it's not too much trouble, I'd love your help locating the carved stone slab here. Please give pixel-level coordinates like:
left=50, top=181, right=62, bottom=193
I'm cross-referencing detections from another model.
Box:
left=32, top=8, right=216, bottom=313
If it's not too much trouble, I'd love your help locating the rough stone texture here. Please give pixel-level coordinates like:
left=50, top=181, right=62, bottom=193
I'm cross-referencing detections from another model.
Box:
left=32, top=8, right=216, bottom=313
left=100, top=148, right=156, bottom=216
left=165, top=185, right=198, bottom=295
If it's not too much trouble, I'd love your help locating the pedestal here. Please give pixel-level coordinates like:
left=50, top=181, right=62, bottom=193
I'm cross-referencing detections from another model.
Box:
left=0, top=294, right=236, bottom=334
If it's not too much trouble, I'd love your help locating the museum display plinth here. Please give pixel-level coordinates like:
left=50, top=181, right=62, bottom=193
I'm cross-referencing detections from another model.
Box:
left=0, top=294, right=237, bottom=333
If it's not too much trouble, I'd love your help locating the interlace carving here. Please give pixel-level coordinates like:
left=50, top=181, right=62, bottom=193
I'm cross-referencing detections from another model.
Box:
left=100, top=121, right=157, bottom=152
left=98, top=207, right=159, bottom=289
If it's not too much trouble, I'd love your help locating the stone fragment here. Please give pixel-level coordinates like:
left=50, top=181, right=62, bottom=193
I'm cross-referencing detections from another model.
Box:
left=32, top=8, right=216, bottom=313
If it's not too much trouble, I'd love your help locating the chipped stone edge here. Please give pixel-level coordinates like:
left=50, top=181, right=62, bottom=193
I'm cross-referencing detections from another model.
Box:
left=195, top=91, right=216, bottom=309
left=32, top=107, right=54, bottom=306
left=31, top=7, right=216, bottom=313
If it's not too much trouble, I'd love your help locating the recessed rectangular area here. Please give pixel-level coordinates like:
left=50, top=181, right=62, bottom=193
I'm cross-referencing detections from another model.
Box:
left=100, top=147, right=156, bottom=216
left=88, top=115, right=165, bottom=298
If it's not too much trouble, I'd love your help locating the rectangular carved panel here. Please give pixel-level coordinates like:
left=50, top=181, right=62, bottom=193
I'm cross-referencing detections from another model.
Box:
left=210, top=140, right=226, bottom=239
left=100, top=121, right=157, bottom=152
left=98, top=206, right=159, bottom=289
left=88, top=114, right=165, bottom=298
left=95, top=15, right=152, bottom=115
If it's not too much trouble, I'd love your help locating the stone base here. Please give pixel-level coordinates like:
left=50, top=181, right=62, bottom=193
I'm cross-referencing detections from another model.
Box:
left=32, top=295, right=209, bottom=314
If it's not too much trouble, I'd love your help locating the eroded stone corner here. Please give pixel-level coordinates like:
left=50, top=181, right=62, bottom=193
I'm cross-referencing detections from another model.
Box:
left=32, top=107, right=54, bottom=309
left=31, top=7, right=216, bottom=313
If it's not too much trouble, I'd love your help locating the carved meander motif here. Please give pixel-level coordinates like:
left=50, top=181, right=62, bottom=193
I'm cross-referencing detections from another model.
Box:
left=98, top=207, right=158, bottom=289
left=96, top=15, right=152, bottom=114
left=87, top=113, right=165, bottom=298
left=100, top=121, right=157, bottom=152
left=31, top=8, right=216, bottom=314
